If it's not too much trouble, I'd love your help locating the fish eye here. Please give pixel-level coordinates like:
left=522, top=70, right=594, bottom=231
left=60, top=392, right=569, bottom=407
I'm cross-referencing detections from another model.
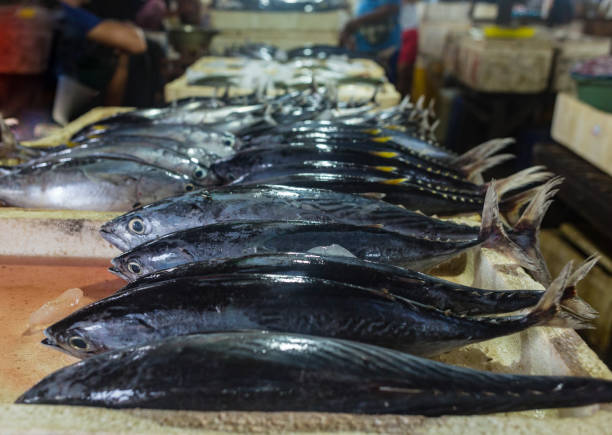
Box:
left=128, top=217, right=145, bottom=234
left=128, top=261, right=142, bottom=275
left=68, top=335, right=90, bottom=351
left=185, top=183, right=195, bottom=192
left=194, top=168, right=206, bottom=179
left=222, top=135, right=235, bottom=147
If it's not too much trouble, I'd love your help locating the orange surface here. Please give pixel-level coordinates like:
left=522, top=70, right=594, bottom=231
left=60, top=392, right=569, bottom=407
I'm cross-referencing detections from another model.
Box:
left=0, top=257, right=122, bottom=403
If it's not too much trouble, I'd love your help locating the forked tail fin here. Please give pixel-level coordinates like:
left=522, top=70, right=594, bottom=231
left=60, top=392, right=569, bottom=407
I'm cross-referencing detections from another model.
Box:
left=452, top=137, right=515, bottom=167
left=557, top=254, right=601, bottom=323
left=528, top=261, right=572, bottom=325
left=491, top=166, right=554, bottom=198
left=461, top=153, right=515, bottom=182
left=479, top=182, right=539, bottom=274
left=509, top=177, right=565, bottom=285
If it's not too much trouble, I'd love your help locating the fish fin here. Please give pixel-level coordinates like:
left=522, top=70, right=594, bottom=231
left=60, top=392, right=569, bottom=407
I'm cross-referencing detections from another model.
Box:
left=547, top=307, right=595, bottom=330
left=429, top=119, right=440, bottom=134
left=508, top=177, right=564, bottom=285
left=568, top=253, right=600, bottom=289
left=479, top=182, right=539, bottom=273
left=528, top=261, right=572, bottom=323
left=556, top=254, right=601, bottom=322
left=416, top=95, right=425, bottom=112
left=428, top=99, right=436, bottom=120
left=498, top=183, right=543, bottom=227
left=461, top=153, right=515, bottom=182
left=452, top=138, right=515, bottom=167
left=492, top=166, right=554, bottom=198
left=263, top=105, right=278, bottom=126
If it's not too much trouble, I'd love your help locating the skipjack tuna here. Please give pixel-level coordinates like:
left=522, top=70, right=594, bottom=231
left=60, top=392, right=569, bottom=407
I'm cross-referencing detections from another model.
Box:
left=19, top=331, right=612, bottom=415
left=0, top=156, right=201, bottom=211
left=118, top=252, right=597, bottom=320
left=229, top=172, right=540, bottom=221
left=100, top=184, right=486, bottom=251
left=42, top=263, right=580, bottom=358
left=101, top=180, right=560, bottom=285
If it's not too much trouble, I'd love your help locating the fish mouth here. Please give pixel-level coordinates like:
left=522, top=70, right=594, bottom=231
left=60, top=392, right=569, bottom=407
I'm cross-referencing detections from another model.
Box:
left=108, top=266, right=130, bottom=282
left=41, top=337, right=61, bottom=350
left=98, top=225, right=129, bottom=251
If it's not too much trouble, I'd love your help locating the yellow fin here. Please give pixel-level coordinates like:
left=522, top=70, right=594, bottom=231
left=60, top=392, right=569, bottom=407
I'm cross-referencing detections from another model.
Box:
left=374, top=166, right=397, bottom=173
left=362, top=128, right=381, bottom=135
left=372, top=136, right=392, bottom=143
left=382, top=178, right=408, bottom=185
left=370, top=151, right=398, bottom=158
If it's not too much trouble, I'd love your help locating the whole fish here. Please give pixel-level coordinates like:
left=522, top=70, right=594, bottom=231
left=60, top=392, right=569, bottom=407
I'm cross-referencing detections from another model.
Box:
left=19, top=331, right=612, bottom=415
left=118, top=252, right=596, bottom=319
left=21, top=141, right=216, bottom=183
left=230, top=173, right=534, bottom=218
left=0, top=156, right=199, bottom=211
left=110, top=220, right=490, bottom=281
left=110, top=185, right=535, bottom=281
left=99, top=184, right=483, bottom=252
left=42, top=264, right=573, bottom=358
left=72, top=123, right=240, bottom=152
left=220, top=144, right=468, bottom=182
left=76, top=134, right=233, bottom=168
left=259, top=121, right=510, bottom=166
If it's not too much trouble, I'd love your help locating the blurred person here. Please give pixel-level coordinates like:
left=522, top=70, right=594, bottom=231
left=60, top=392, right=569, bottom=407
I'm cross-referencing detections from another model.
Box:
left=53, top=1, right=158, bottom=122
left=339, top=0, right=401, bottom=54
left=396, top=0, right=418, bottom=97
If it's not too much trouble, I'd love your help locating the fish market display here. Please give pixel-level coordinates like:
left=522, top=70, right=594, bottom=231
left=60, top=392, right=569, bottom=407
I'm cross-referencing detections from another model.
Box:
left=18, top=331, right=612, bottom=415
left=12, top=55, right=609, bottom=420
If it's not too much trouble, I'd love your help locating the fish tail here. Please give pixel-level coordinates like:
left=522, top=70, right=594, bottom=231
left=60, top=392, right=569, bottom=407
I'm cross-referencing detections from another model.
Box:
left=479, top=182, right=539, bottom=273
left=555, top=254, right=601, bottom=324
left=527, top=261, right=573, bottom=324
left=492, top=166, right=554, bottom=198
left=451, top=137, right=515, bottom=167
left=498, top=182, right=545, bottom=226
left=461, top=153, right=515, bottom=182
left=507, top=176, right=565, bottom=285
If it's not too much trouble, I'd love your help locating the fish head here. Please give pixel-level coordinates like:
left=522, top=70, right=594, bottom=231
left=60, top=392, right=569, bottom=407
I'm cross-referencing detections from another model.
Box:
left=99, top=211, right=153, bottom=252
left=43, top=312, right=111, bottom=359
left=100, top=192, right=212, bottom=252
left=110, top=250, right=158, bottom=282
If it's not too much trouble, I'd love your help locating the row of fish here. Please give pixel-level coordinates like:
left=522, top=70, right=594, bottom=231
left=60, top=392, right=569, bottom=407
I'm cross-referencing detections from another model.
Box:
left=14, top=94, right=612, bottom=416
left=0, top=94, right=444, bottom=211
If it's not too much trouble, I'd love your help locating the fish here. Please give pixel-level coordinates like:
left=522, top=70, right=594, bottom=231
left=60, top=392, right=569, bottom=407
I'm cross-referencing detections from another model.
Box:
left=0, top=156, right=199, bottom=211
left=20, top=141, right=216, bottom=184
left=73, top=134, right=234, bottom=169
left=229, top=172, right=536, bottom=218
left=213, top=145, right=548, bottom=197
left=249, top=120, right=512, bottom=168
left=117, top=252, right=597, bottom=320
left=72, top=123, right=240, bottom=153
left=41, top=263, right=577, bottom=358
left=109, top=219, right=492, bottom=281
left=18, top=330, right=612, bottom=414
left=109, top=185, right=535, bottom=282
left=99, top=184, right=484, bottom=252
